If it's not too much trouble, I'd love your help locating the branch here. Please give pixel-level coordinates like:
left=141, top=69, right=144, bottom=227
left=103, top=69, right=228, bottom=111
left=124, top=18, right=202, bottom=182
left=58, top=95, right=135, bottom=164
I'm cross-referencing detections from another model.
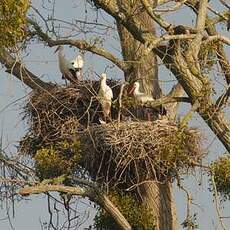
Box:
left=0, top=48, right=51, bottom=90
left=19, top=184, right=132, bottom=230
left=219, top=0, right=230, bottom=10
left=186, top=0, right=209, bottom=67
left=140, top=0, right=172, bottom=30
left=139, top=94, right=190, bottom=109
left=186, top=0, right=230, bottom=84
left=28, top=19, right=128, bottom=71
left=203, top=35, right=230, bottom=46
left=157, top=0, right=172, bottom=5
left=210, top=174, right=228, bottom=230
left=92, top=0, right=157, bottom=44
left=164, top=83, right=185, bottom=120
left=216, top=85, right=230, bottom=108
left=207, top=7, right=229, bottom=24
left=154, top=0, right=188, bottom=13
left=0, top=151, right=35, bottom=179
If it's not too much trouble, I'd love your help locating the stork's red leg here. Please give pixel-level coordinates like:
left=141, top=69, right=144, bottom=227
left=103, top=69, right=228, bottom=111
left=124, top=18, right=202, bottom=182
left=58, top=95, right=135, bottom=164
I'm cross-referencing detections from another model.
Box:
left=147, top=112, right=151, bottom=121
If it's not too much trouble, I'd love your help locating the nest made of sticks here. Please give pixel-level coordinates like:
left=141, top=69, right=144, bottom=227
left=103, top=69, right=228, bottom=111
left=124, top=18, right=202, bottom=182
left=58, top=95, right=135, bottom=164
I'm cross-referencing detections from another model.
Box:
left=80, top=120, right=203, bottom=185
left=19, top=81, right=120, bottom=179
left=19, top=82, right=204, bottom=184
left=20, top=81, right=120, bottom=154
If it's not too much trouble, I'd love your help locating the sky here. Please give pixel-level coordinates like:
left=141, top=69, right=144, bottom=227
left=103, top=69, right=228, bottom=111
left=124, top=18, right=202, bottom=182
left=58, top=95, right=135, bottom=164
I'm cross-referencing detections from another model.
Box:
left=0, top=0, right=229, bottom=229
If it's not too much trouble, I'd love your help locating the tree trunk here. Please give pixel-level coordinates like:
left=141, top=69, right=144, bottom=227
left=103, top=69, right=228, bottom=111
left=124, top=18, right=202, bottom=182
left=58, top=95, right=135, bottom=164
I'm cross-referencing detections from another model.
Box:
left=116, top=0, right=161, bottom=99
left=139, top=182, right=178, bottom=230
left=116, top=1, right=178, bottom=229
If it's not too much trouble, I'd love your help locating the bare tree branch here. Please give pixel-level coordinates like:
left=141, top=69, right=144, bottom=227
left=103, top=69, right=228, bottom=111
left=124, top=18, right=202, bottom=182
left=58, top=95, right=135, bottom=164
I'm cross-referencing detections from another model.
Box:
left=185, top=0, right=209, bottom=75
left=164, top=83, right=185, bottom=120
left=216, top=86, right=230, bottom=109
left=192, top=0, right=209, bottom=58
left=186, top=0, right=230, bottom=84
left=0, top=151, right=35, bottom=178
left=0, top=48, right=51, bottom=90
left=19, top=184, right=132, bottom=230
left=140, top=0, right=172, bottom=30
left=28, top=19, right=129, bottom=71
left=219, top=0, right=230, bottom=9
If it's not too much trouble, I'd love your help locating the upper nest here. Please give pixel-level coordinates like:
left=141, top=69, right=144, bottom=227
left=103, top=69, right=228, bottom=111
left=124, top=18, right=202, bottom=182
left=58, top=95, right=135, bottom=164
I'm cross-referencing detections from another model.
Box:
left=80, top=120, right=203, bottom=185
left=20, top=81, right=119, bottom=154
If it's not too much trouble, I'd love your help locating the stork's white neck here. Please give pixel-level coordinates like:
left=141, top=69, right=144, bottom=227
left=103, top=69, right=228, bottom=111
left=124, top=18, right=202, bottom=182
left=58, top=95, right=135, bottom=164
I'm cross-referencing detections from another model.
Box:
left=133, top=83, right=142, bottom=95
left=100, top=74, right=107, bottom=86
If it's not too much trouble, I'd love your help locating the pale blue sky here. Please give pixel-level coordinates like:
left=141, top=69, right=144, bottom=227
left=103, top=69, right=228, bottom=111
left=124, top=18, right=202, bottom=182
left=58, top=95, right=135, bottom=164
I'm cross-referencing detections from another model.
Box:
left=0, top=0, right=229, bottom=229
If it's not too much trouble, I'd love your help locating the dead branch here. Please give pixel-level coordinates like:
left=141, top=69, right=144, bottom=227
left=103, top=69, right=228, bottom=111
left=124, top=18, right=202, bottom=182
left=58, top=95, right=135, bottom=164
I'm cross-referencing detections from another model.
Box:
left=19, top=184, right=132, bottom=230
left=216, top=86, right=230, bottom=109
left=210, top=174, right=228, bottom=230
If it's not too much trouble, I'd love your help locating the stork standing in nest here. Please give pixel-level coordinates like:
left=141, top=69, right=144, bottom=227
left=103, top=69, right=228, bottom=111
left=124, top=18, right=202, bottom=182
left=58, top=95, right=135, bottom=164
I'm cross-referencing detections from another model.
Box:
left=129, top=81, right=166, bottom=120
left=55, top=46, right=81, bottom=84
left=71, top=54, right=84, bottom=80
left=98, top=73, right=113, bottom=124
left=129, top=81, right=155, bottom=103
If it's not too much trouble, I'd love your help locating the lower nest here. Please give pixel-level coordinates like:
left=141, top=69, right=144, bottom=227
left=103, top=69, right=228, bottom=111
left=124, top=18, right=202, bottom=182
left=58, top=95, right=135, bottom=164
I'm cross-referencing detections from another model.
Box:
left=80, top=120, right=204, bottom=186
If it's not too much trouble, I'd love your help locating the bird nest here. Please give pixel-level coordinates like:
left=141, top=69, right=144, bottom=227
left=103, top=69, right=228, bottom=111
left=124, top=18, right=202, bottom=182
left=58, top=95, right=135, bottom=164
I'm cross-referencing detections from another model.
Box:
left=20, top=81, right=119, bottom=154
left=19, top=83, right=204, bottom=184
left=80, top=121, right=203, bottom=186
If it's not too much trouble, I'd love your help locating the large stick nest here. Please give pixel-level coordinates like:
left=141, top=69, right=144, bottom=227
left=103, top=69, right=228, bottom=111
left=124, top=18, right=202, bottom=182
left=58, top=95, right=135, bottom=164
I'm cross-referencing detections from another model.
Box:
left=81, top=121, right=203, bottom=185
left=20, top=81, right=119, bottom=154
left=19, top=82, right=204, bottom=184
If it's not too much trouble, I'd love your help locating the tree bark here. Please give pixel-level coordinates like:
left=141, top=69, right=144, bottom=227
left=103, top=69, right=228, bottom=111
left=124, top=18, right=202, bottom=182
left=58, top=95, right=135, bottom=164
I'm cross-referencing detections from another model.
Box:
left=116, top=1, right=178, bottom=229
left=139, top=182, right=178, bottom=230
left=0, top=48, right=51, bottom=90
left=116, top=0, right=161, bottom=98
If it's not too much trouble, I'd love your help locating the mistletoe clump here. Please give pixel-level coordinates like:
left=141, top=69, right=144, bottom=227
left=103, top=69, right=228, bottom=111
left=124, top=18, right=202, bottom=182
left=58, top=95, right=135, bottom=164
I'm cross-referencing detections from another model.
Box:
left=94, top=189, right=156, bottom=230
left=0, top=0, right=29, bottom=47
left=211, top=153, right=230, bottom=200
left=34, top=138, right=81, bottom=180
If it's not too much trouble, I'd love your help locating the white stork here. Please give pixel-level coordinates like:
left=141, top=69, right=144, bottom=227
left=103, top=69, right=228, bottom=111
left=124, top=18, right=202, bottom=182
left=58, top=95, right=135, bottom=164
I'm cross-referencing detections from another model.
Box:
left=129, top=81, right=165, bottom=121
left=129, top=81, right=154, bottom=103
left=55, top=46, right=78, bottom=84
left=71, top=54, right=84, bottom=80
left=98, top=73, right=113, bottom=123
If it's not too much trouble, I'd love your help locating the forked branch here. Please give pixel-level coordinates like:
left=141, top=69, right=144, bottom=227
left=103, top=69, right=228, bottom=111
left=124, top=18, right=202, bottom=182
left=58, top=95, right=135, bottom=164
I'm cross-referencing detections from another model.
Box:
left=19, top=183, right=132, bottom=230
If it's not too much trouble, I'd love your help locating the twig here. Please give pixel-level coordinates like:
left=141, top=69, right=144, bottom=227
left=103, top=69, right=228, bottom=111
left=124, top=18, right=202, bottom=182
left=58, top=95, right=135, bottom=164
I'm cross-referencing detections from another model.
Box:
left=19, top=184, right=132, bottom=230
left=210, top=173, right=227, bottom=230
left=117, top=83, right=126, bottom=124
left=28, top=19, right=128, bottom=72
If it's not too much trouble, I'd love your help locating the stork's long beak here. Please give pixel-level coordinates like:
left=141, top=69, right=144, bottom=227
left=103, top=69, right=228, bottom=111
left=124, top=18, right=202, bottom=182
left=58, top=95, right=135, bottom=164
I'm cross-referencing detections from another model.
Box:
left=54, top=46, right=60, bottom=53
left=128, top=84, right=135, bottom=95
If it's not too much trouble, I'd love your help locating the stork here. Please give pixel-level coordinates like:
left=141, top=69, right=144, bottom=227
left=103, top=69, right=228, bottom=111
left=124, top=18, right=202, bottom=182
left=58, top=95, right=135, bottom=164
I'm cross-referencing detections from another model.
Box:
left=129, top=81, right=154, bottom=103
left=55, top=46, right=78, bottom=84
left=71, top=54, right=84, bottom=80
left=98, top=73, right=113, bottom=124
left=129, top=81, right=166, bottom=120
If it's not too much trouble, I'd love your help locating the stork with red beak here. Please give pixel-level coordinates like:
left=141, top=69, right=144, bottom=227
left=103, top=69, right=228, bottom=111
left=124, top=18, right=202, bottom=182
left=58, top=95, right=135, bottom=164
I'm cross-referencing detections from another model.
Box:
left=129, top=81, right=166, bottom=120
left=55, top=46, right=80, bottom=84
left=98, top=73, right=113, bottom=123
left=129, top=81, right=154, bottom=103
